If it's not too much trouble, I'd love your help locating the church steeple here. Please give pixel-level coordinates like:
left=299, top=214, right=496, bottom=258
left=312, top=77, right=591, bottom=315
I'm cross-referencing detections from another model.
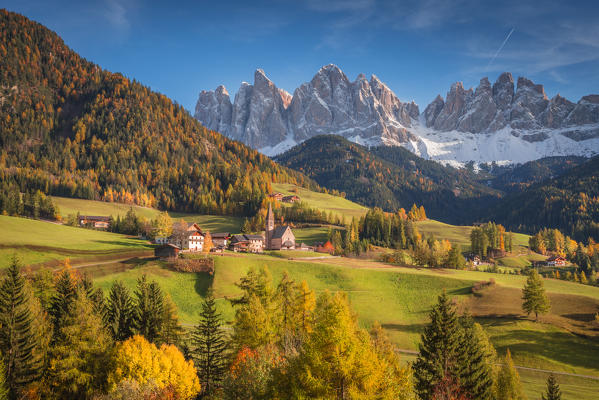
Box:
left=265, top=203, right=274, bottom=249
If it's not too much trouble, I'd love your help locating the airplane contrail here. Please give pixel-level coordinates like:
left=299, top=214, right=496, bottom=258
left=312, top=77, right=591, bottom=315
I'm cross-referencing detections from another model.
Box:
left=486, top=27, right=515, bottom=70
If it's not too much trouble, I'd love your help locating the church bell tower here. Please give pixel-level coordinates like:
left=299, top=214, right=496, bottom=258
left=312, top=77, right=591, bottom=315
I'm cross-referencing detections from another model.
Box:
left=265, top=203, right=274, bottom=249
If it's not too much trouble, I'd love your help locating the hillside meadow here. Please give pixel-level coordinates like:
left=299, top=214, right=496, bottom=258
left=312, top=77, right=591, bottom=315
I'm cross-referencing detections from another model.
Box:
left=0, top=215, right=153, bottom=269
left=92, top=252, right=599, bottom=382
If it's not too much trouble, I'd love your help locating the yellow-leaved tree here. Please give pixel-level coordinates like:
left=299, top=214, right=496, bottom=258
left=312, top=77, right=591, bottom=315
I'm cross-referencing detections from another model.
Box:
left=108, top=335, right=201, bottom=400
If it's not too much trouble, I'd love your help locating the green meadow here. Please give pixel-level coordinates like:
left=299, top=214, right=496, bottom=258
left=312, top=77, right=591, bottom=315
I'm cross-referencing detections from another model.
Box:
left=0, top=215, right=153, bottom=269
left=271, top=182, right=368, bottom=220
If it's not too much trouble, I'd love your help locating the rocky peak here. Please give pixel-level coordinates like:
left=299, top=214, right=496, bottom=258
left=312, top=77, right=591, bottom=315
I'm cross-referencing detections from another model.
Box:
left=492, top=72, right=514, bottom=112
left=511, top=76, right=549, bottom=129
left=432, top=82, right=473, bottom=131
left=424, top=95, right=444, bottom=127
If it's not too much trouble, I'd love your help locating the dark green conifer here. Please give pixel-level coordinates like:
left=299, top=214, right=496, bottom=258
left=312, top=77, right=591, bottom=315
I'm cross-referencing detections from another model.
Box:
left=413, top=291, right=463, bottom=400
left=192, top=290, right=228, bottom=397
left=542, top=374, right=561, bottom=400
left=49, top=269, right=77, bottom=337
left=106, top=281, right=136, bottom=341
left=134, top=275, right=164, bottom=343
left=457, top=313, right=494, bottom=400
left=0, top=257, right=42, bottom=396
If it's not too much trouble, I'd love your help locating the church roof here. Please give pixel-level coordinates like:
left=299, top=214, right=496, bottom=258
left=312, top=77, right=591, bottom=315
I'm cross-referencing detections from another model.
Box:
left=272, top=225, right=292, bottom=239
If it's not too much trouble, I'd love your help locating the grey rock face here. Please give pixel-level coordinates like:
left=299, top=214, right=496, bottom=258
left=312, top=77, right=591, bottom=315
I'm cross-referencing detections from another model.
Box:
left=433, top=82, right=473, bottom=131
left=457, top=78, right=496, bottom=133
left=195, top=66, right=599, bottom=154
left=194, top=85, right=232, bottom=134
left=424, top=95, right=444, bottom=127
left=196, top=64, right=419, bottom=149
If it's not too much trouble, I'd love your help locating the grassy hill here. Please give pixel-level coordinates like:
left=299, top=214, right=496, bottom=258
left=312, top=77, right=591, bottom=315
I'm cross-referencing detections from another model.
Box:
left=271, top=182, right=368, bottom=221
left=51, top=196, right=243, bottom=233
left=0, top=215, right=152, bottom=268
left=92, top=253, right=599, bottom=399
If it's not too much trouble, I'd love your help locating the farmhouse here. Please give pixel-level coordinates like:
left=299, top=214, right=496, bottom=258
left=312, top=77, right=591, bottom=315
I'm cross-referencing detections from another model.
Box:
left=268, top=192, right=284, bottom=201
left=155, top=222, right=206, bottom=251
left=282, top=195, right=300, bottom=203
left=78, top=215, right=110, bottom=229
left=211, top=232, right=230, bottom=248
left=546, top=255, right=567, bottom=267
left=265, top=204, right=296, bottom=250
left=229, top=234, right=265, bottom=253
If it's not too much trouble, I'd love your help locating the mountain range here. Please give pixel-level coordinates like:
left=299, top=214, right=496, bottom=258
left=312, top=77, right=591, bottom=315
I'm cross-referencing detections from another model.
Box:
left=195, top=65, right=599, bottom=166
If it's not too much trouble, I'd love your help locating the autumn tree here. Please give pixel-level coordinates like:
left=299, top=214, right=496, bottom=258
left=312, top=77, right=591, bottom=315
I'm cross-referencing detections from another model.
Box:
left=0, top=357, right=7, bottom=400
left=152, top=212, right=172, bottom=239
left=108, top=335, right=201, bottom=400
left=46, top=288, right=113, bottom=399
left=496, top=349, right=526, bottom=400
left=49, top=267, right=78, bottom=338
left=203, top=231, right=213, bottom=253
left=522, top=270, right=550, bottom=321
left=158, top=294, right=183, bottom=345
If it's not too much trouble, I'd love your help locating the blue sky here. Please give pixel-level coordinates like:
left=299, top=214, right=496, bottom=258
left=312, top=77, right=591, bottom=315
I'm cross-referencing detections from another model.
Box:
left=4, top=0, right=599, bottom=110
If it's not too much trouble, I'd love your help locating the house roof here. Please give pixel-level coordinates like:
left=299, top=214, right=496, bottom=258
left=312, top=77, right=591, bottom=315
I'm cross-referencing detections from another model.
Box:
left=245, top=234, right=264, bottom=241
left=79, top=215, right=110, bottom=221
left=156, top=243, right=180, bottom=250
left=547, top=256, right=566, bottom=261
left=211, top=232, right=230, bottom=238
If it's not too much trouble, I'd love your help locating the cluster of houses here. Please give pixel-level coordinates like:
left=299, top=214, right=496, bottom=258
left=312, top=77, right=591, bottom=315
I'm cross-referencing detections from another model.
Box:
left=78, top=215, right=111, bottom=229
left=154, top=204, right=331, bottom=258
left=268, top=192, right=300, bottom=203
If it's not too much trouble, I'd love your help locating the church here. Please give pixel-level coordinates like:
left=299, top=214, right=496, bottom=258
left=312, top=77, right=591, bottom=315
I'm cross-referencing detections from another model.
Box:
left=265, top=203, right=296, bottom=250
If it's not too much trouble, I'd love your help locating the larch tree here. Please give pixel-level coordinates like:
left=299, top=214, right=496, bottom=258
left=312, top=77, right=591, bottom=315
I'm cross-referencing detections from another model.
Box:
left=191, top=289, right=228, bottom=397
left=0, top=356, right=7, bottom=400
left=541, top=374, right=561, bottom=400
left=158, top=293, right=183, bottom=346
left=413, top=291, right=463, bottom=400
left=203, top=232, right=213, bottom=253
left=46, top=288, right=113, bottom=399
left=522, top=269, right=550, bottom=321
left=496, top=349, right=526, bottom=400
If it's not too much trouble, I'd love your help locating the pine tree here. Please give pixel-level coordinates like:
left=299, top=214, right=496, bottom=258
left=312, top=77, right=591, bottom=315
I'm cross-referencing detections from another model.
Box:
left=457, top=313, right=494, bottom=400
left=192, top=290, right=228, bottom=397
left=134, top=276, right=164, bottom=343
left=0, top=257, right=42, bottom=396
left=522, top=270, right=550, bottom=321
left=0, top=355, right=8, bottom=400
left=414, top=291, right=463, bottom=400
left=541, top=374, right=561, bottom=400
left=496, top=349, right=526, bottom=400
left=49, top=268, right=78, bottom=338
left=106, top=281, right=136, bottom=341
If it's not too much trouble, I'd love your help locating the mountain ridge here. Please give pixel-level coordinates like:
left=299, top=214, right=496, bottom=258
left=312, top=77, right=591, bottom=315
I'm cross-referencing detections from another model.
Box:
left=196, top=65, right=599, bottom=166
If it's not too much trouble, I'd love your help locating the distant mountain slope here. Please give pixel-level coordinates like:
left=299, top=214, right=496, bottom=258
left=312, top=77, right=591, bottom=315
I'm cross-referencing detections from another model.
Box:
left=488, top=156, right=587, bottom=192
left=274, top=135, right=500, bottom=223
left=196, top=65, right=599, bottom=165
left=0, top=9, right=317, bottom=216
left=489, top=156, right=599, bottom=240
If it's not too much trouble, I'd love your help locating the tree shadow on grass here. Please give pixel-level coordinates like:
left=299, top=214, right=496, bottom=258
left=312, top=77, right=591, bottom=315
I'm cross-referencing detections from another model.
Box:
left=382, top=322, right=428, bottom=335
left=194, top=271, right=214, bottom=297
left=492, top=329, right=599, bottom=372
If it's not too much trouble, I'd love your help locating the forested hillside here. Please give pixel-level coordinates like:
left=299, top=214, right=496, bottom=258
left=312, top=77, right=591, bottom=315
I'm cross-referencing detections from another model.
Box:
left=490, top=155, right=599, bottom=241
left=275, top=135, right=500, bottom=223
left=487, top=156, right=587, bottom=192
left=0, top=10, right=317, bottom=216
